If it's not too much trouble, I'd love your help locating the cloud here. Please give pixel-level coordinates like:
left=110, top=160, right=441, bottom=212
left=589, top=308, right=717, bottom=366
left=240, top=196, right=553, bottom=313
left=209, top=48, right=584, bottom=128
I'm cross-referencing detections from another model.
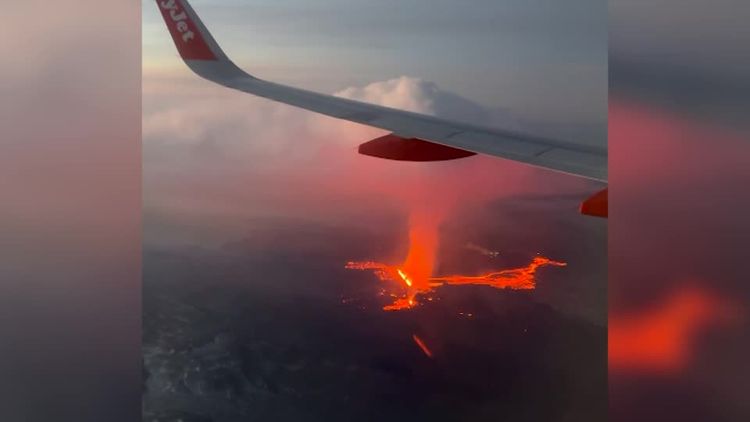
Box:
left=143, top=73, right=593, bottom=228
left=143, top=75, right=500, bottom=159
left=334, top=76, right=495, bottom=126
left=335, top=76, right=438, bottom=114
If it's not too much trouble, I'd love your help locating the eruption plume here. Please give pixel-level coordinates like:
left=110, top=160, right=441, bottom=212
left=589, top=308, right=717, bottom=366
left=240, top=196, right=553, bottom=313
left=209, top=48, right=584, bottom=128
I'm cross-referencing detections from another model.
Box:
left=345, top=210, right=566, bottom=311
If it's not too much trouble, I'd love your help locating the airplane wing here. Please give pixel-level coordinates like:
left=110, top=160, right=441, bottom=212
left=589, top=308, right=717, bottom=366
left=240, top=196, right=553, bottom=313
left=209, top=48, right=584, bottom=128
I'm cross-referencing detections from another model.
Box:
left=155, top=0, right=608, bottom=216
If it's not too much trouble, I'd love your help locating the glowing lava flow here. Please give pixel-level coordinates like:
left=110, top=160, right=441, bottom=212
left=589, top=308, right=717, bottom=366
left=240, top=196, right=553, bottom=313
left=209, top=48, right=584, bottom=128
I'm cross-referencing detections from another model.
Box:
left=345, top=212, right=568, bottom=360
left=430, top=256, right=567, bottom=290
left=397, top=269, right=413, bottom=287
left=347, top=256, right=566, bottom=310
left=345, top=209, right=565, bottom=310
left=412, top=334, right=434, bottom=358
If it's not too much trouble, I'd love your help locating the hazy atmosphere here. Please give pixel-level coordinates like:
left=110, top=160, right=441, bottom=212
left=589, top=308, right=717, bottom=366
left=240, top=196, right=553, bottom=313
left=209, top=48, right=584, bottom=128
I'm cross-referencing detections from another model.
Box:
left=142, top=0, right=607, bottom=420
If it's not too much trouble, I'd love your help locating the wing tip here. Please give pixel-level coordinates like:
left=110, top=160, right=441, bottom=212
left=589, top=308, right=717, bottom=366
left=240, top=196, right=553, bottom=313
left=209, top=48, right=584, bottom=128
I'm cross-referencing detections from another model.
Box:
left=579, top=188, right=608, bottom=218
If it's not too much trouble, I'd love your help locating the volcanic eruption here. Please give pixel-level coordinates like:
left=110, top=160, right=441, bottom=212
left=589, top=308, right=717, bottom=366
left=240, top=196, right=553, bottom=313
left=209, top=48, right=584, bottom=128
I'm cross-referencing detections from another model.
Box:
left=346, top=209, right=567, bottom=311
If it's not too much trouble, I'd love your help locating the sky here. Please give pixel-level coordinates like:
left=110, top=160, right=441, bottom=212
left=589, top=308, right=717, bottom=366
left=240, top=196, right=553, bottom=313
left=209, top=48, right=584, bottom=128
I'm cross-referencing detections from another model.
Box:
left=143, top=0, right=607, bottom=142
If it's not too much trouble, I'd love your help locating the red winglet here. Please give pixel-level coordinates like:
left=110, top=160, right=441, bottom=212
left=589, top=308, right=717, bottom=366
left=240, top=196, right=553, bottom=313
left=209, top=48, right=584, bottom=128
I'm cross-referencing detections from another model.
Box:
left=580, top=188, right=608, bottom=218
left=156, top=0, right=216, bottom=61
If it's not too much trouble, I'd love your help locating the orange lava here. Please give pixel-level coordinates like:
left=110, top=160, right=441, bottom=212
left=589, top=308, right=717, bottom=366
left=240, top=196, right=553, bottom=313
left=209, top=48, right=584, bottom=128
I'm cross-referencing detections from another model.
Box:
left=344, top=261, right=392, bottom=281
left=381, top=297, right=411, bottom=311
left=346, top=256, right=565, bottom=311
left=397, top=269, right=413, bottom=287
left=609, top=286, right=739, bottom=374
left=412, top=334, right=434, bottom=358
left=431, top=256, right=567, bottom=290
left=345, top=209, right=565, bottom=310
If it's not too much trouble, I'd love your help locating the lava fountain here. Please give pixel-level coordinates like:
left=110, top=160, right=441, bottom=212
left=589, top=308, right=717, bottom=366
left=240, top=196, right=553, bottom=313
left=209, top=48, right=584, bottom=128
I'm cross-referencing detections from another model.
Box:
left=345, top=210, right=567, bottom=311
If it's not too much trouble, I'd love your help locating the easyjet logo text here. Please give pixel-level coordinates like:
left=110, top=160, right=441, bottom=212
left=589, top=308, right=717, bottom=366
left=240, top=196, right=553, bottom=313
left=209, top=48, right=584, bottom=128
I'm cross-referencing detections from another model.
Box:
left=160, top=0, right=195, bottom=42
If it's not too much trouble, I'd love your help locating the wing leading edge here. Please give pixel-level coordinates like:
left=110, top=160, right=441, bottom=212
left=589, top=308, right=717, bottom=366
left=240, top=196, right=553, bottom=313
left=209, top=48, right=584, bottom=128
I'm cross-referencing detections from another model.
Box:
left=155, top=0, right=608, bottom=186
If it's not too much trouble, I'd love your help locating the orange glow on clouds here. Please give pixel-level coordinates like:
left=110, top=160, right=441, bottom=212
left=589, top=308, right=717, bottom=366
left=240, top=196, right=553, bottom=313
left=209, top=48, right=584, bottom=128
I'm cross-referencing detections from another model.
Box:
left=609, top=286, right=739, bottom=374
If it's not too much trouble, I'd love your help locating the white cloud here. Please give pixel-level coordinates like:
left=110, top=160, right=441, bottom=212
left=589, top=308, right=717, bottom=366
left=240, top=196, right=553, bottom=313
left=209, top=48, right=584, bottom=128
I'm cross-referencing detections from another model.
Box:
left=335, top=76, right=438, bottom=114
left=142, top=72, right=590, bottom=227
